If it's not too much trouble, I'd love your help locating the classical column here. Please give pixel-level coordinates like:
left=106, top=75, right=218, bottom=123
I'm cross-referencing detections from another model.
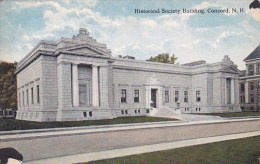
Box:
left=92, top=65, right=99, bottom=107
left=231, top=78, right=235, bottom=104
left=72, top=64, right=79, bottom=107
left=245, top=81, right=249, bottom=103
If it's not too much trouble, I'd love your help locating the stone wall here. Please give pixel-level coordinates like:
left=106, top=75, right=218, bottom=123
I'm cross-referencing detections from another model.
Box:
left=16, top=56, right=43, bottom=121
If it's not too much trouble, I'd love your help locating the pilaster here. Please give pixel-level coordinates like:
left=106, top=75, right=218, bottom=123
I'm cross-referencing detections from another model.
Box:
left=92, top=65, right=99, bottom=107
left=72, top=64, right=79, bottom=107
left=57, top=61, right=72, bottom=109
left=99, top=66, right=109, bottom=107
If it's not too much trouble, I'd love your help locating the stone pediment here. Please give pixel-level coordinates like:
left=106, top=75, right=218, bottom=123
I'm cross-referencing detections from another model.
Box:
left=63, top=45, right=110, bottom=57
left=221, top=66, right=239, bottom=74
left=56, top=28, right=112, bottom=57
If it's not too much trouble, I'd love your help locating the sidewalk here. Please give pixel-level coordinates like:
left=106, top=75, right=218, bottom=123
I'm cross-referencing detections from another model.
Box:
left=1, top=118, right=259, bottom=142
left=24, top=131, right=260, bottom=164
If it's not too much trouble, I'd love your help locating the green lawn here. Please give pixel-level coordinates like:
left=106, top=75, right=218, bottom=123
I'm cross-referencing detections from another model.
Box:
left=87, top=136, right=260, bottom=164
left=198, top=112, right=260, bottom=117
left=0, top=117, right=177, bottom=131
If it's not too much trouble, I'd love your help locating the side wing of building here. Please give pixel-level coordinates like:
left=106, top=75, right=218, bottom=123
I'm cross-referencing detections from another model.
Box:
left=112, top=56, right=240, bottom=115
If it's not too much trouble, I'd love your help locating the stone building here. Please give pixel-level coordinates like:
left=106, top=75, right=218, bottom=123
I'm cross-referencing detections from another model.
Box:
left=15, top=28, right=241, bottom=122
left=239, top=44, right=260, bottom=111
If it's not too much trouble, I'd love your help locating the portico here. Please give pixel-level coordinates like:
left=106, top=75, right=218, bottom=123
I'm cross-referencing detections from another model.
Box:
left=144, top=77, right=163, bottom=109
left=71, top=63, right=99, bottom=107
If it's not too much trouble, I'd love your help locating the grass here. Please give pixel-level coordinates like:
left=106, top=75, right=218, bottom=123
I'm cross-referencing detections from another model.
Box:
left=0, top=116, right=177, bottom=131
left=197, top=111, right=260, bottom=117
left=86, top=136, right=260, bottom=164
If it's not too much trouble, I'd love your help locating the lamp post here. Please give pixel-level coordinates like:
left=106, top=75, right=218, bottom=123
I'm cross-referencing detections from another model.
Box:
left=257, top=82, right=260, bottom=112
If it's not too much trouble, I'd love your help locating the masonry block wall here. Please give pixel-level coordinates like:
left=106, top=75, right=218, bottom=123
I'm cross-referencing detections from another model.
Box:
left=41, top=55, right=58, bottom=121
left=16, top=56, right=43, bottom=121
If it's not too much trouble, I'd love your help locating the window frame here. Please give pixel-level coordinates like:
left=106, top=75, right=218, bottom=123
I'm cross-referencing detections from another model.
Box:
left=184, top=91, right=188, bottom=103
left=196, top=90, right=201, bottom=102
left=26, top=89, right=29, bottom=105
left=250, top=82, right=254, bottom=90
left=248, top=64, right=254, bottom=76
left=250, top=95, right=254, bottom=103
left=165, top=90, right=169, bottom=103
left=121, top=89, right=127, bottom=103
left=134, top=90, right=139, bottom=103
left=37, top=85, right=40, bottom=104
left=31, top=87, right=34, bottom=105
left=22, top=91, right=24, bottom=106
left=240, top=83, right=245, bottom=92
left=175, top=91, right=179, bottom=102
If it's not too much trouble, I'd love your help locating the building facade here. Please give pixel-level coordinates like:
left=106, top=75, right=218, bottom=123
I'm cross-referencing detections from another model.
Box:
left=239, top=44, right=260, bottom=111
left=15, top=28, right=241, bottom=122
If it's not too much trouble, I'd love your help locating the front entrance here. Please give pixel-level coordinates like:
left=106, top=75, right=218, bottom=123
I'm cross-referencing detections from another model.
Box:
left=151, top=89, right=157, bottom=108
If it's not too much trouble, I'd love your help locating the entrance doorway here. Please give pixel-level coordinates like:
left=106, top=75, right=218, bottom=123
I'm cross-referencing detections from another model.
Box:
left=151, top=89, right=157, bottom=108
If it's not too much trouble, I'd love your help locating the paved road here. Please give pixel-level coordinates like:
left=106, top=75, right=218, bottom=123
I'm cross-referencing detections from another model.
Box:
left=0, top=118, right=259, bottom=162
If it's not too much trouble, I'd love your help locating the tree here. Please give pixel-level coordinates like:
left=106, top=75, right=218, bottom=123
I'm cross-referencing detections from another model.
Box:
left=146, top=53, right=178, bottom=64
left=0, top=61, right=17, bottom=110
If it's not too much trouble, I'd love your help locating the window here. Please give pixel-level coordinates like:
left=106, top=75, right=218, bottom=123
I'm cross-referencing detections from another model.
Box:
left=22, top=91, right=24, bottom=106
left=18, top=92, right=21, bottom=107
left=121, top=89, right=126, bottom=103
left=79, top=84, right=87, bottom=105
left=250, top=82, right=254, bottom=90
left=248, top=65, right=254, bottom=75
left=251, top=95, right=254, bottom=103
left=175, top=91, right=179, bottom=102
left=165, top=90, right=169, bottom=103
left=184, top=91, right=188, bottom=102
left=26, top=89, right=29, bottom=105
left=258, top=63, right=260, bottom=74
left=240, top=96, right=245, bottom=103
left=134, top=90, right=139, bottom=102
left=240, top=83, right=245, bottom=92
left=31, top=88, right=34, bottom=105
left=37, top=85, right=40, bottom=103
left=196, top=91, right=201, bottom=102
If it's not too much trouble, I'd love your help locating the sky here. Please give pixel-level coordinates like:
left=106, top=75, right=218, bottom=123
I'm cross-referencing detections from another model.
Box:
left=0, top=0, right=259, bottom=70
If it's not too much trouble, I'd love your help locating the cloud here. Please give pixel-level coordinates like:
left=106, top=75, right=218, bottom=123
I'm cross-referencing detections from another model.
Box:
left=12, top=1, right=61, bottom=10
left=141, top=19, right=157, bottom=27
left=1, top=0, right=259, bottom=70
